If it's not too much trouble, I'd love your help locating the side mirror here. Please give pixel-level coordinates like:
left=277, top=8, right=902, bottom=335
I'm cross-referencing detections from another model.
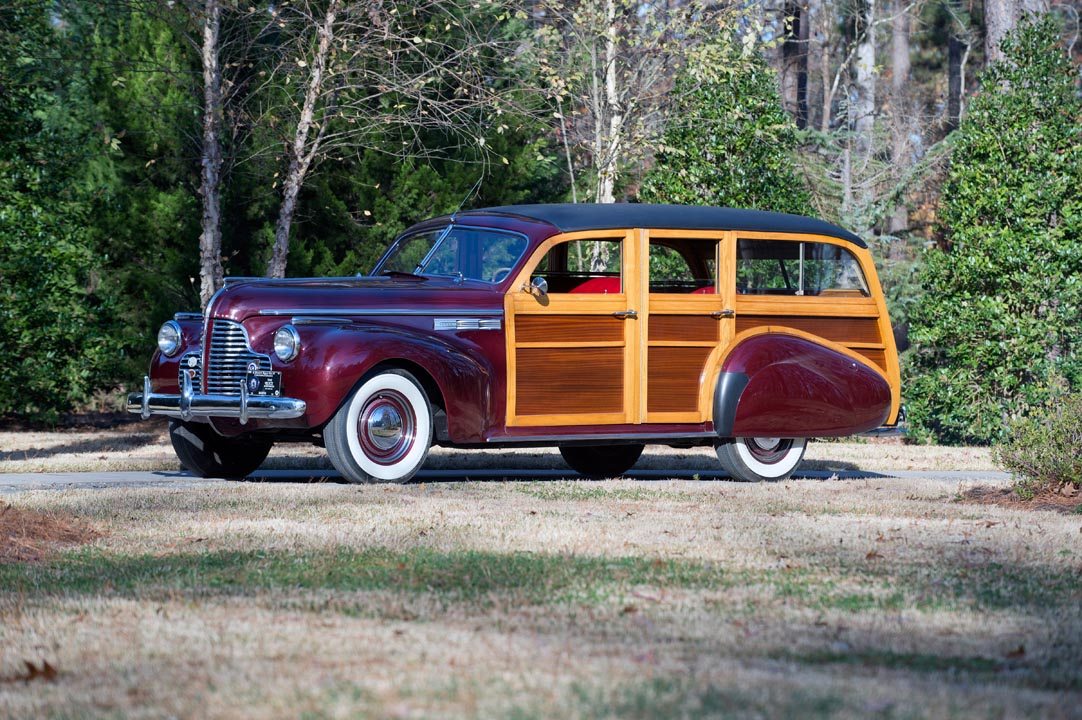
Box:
left=524, top=276, right=548, bottom=298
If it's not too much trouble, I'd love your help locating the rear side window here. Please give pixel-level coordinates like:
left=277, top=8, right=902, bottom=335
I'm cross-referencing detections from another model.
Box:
left=736, top=239, right=869, bottom=296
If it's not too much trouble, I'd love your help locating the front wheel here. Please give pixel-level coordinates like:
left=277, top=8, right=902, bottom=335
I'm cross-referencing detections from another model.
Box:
left=168, top=420, right=273, bottom=479
left=324, top=369, right=433, bottom=484
left=559, top=444, right=644, bottom=478
left=715, top=437, right=807, bottom=482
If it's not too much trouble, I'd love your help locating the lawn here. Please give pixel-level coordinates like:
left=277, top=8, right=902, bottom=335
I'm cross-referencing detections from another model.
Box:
left=1, top=436, right=1079, bottom=718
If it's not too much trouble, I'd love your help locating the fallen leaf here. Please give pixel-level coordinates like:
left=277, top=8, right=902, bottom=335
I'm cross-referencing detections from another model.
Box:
left=865, top=549, right=883, bottom=560
left=620, top=604, right=638, bottom=615
left=1005, top=645, right=1026, bottom=659
left=1062, top=484, right=1077, bottom=498
left=14, top=660, right=58, bottom=683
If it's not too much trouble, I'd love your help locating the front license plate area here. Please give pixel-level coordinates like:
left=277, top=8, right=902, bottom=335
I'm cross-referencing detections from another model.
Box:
left=244, top=370, right=282, bottom=397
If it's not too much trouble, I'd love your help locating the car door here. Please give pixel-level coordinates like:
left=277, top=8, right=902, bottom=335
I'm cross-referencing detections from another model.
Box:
left=643, top=230, right=734, bottom=423
left=504, top=230, right=642, bottom=427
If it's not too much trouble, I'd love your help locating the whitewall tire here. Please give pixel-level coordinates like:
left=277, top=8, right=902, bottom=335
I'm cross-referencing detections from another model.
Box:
left=715, top=437, right=807, bottom=482
left=325, top=370, right=432, bottom=484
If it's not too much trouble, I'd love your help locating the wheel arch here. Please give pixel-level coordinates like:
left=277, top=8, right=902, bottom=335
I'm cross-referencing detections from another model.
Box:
left=710, top=328, right=892, bottom=438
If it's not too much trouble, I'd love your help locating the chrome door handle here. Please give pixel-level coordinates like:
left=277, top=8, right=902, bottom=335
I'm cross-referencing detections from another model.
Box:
left=710, top=309, right=736, bottom=319
left=612, top=309, right=638, bottom=320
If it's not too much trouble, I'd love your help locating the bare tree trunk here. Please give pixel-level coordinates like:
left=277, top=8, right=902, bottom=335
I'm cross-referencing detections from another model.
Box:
left=266, top=0, right=340, bottom=279
left=888, top=0, right=910, bottom=234
left=1020, top=0, right=1048, bottom=16
left=818, top=0, right=833, bottom=131
left=595, top=0, right=621, bottom=204
left=782, top=0, right=801, bottom=117
left=796, top=0, right=810, bottom=129
left=852, top=0, right=877, bottom=159
left=198, top=0, right=224, bottom=308
left=985, top=0, right=1017, bottom=65
left=947, top=31, right=963, bottom=130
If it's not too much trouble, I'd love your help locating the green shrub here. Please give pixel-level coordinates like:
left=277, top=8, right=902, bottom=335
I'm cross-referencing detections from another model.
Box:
left=638, top=42, right=812, bottom=215
left=904, top=17, right=1082, bottom=445
left=994, top=393, right=1082, bottom=498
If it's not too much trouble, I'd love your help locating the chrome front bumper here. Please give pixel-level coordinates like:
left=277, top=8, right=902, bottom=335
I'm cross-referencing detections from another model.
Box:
left=126, top=374, right=306, bottom=424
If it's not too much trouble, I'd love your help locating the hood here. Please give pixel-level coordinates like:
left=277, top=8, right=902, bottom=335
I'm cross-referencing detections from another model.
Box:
left=209, top=276, right=501, bottom=322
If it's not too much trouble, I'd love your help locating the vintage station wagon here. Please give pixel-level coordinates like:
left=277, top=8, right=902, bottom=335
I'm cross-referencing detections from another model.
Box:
left=128, top=204, right=902, bottom=483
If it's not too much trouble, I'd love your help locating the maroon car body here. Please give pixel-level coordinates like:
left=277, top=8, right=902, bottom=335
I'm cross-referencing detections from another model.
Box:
left=129, top=204, right=902, bottom=483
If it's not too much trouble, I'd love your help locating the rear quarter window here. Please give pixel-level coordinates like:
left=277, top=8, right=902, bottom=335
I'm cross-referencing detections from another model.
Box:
left=736, top=239, right=869, bottom=296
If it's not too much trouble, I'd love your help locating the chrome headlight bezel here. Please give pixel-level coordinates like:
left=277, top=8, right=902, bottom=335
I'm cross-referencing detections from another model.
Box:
left=157, top=320, right=182, bottom=357
left=273, top=324, right=301, bottom=362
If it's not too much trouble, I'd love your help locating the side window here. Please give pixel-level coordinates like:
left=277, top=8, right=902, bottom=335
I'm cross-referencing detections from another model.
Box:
left=737, top=239, right=868, bottom=296
left=649, top=240, right=717, bottom=294
left=531, top=238, right=622, bottom=293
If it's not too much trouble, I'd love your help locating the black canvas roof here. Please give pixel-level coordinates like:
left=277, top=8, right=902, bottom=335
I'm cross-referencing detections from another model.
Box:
left=461, top=203, right=866, bottom=248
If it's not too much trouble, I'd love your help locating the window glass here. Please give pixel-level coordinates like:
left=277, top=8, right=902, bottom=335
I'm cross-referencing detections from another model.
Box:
left=649, top=240, right=717, bottom=294
left=736, top=239, right=869, bottom=296
left=376, top=226, right=528, bottom=283
left=530, top=238, right=622, bottom=293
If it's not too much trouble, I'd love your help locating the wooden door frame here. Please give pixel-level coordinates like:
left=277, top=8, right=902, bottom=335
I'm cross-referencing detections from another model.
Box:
left=504, top=229, right=643, bottom=427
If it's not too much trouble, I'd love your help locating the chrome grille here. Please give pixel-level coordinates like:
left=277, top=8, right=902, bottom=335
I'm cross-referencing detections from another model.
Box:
left=205, top=319, right=271, bottom=396
left=178, top=352, right=202, bottom=389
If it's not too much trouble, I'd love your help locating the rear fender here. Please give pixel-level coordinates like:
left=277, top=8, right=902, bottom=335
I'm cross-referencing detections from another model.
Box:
left=714, top=331, right=891, bottom=438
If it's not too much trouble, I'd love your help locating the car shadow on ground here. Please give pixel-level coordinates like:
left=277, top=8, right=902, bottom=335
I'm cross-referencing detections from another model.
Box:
left=237, top=466, right=893, bottom=485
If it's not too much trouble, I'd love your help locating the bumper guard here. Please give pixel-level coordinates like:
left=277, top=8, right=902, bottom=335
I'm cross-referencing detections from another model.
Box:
left=126, top=374, right=306, bottom=424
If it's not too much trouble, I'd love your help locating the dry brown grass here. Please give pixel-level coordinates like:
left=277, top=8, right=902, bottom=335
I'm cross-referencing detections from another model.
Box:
left=1, top=463, right=1080, bottom=719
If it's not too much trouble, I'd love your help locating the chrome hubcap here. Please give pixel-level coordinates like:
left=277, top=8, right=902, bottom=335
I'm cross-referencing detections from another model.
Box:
left=366, top=405, right=404, bottom=450
left=745, top=437, right=793, bottom=464
left=357, top=390, right=416, bottom=465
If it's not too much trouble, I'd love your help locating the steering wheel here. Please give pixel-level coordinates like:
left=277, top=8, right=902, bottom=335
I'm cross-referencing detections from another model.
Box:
left=489, top=267, right=513, bottom=283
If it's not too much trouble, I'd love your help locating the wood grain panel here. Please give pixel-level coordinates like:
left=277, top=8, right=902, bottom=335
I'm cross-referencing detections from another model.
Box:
left=647, top=346, right=713, bottom=413
left=517, top=347, right=623, bottom=415
left=853, top=348, right=888, bottom=373
left=736, top=315, right=881, bottom=344
left=648, top=315, right=717, bottom=343
left=516, top=314, right=624, bottom=344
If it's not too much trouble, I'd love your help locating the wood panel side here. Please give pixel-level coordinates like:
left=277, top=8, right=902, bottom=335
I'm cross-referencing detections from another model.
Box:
left=516, top=315, right=625, bottom=343
left=516, top=347, right=624, bottom=416
left=647, top=346, right=713, bottom=414
left=649, top=315, right=718, bottom=343
left=735, top=315, right=882, bottom=345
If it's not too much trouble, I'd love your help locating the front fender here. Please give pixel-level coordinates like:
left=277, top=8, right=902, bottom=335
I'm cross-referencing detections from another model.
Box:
left=714, top=333, right=890, bottom=438
left=278, top=322, right=495, bottom=442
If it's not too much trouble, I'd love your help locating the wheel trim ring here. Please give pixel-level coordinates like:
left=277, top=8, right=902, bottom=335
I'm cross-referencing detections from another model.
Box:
left=356, top=390, right=415, bottom=466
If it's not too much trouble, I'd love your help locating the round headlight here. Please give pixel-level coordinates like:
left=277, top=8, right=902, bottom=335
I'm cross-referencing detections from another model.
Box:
left=274, top=325, right=301, bottom=362
left=157, top=321, right=182, bottom=357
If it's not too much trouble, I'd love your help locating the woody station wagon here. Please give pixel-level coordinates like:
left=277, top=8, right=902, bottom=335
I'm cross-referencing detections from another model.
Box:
left=128, top=204, right=902, bottom=483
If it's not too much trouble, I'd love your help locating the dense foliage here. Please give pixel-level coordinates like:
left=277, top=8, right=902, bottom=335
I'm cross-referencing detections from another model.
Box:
left=0, top=1, right=123, bottom=420
left=995, top=393, right=1082, bottom=497
left=905, top=18, right=1082, bottom=444
left=639, top=44, right=811, bottom=215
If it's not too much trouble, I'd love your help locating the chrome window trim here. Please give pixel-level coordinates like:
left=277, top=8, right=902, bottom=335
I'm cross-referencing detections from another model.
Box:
left=258, top=308, right=504, bottom=317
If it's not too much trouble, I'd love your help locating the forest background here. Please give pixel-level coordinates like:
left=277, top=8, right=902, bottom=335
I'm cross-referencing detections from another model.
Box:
left=0, top=0, right=1079, bottom=445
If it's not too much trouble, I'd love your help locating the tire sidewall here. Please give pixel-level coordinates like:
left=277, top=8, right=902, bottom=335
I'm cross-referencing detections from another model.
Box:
left=731, top=437, right=806, bottom=480
left=342, top=371, right=431, bottom=482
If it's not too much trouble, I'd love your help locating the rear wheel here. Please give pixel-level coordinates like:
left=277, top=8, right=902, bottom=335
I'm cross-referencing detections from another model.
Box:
left=324, top=369, right=432, bottom=484
left=715, top=437, right=807, bottom=482
left=559, top=444, right=644, bottom=478
left=168, top=420, right=272, bottom=480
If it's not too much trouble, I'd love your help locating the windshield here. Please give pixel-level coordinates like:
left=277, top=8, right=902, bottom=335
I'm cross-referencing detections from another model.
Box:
left=375, top=226, right=529, bottom=284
